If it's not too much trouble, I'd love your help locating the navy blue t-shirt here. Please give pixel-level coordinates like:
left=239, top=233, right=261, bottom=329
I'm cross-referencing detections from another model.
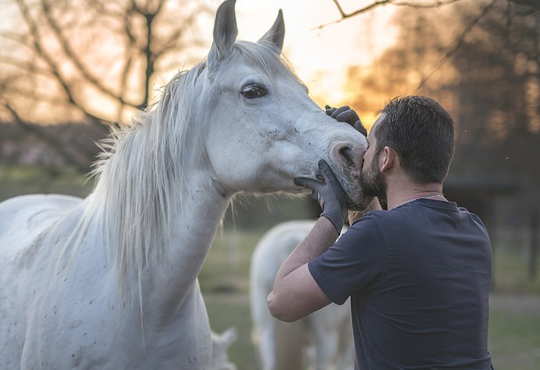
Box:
left=309, top=199, right=493, bottom=369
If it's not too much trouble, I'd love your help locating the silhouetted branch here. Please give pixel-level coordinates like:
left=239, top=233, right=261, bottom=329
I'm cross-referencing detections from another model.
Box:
left=394, top=0, right=467, bottom=9
left=0, top=0, right=221, bottom=130
left=40, top=0, right=139, bottom=109
left=325, top=0, right=538, bottom=29
left=321, top=0, right=465, bottom=28
left=14, top=0, right=104, bottom=130
left=416, top=0, right=498, bottom=90
left=332, top=0, right=393, bottom=19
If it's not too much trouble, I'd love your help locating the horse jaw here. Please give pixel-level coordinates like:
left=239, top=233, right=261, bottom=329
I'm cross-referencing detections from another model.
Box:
left=204, top=0, right=370, bottom=210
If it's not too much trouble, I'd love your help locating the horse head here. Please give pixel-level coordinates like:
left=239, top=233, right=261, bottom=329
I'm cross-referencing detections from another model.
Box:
left=191, top=0, right=370, bottom=210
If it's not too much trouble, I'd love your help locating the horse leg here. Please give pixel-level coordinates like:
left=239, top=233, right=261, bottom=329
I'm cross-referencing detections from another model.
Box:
left=335, top=314, right=355, bottom=370
left=308, top=308, right=341, bottom=370
left=275, top=319, right=305, bottom=370
left=257, top=323, right=277, bottom=370
left=251, top=277, right=278, bottom=370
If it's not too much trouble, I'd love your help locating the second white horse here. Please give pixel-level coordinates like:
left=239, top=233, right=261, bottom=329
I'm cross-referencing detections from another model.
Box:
left=250, top=220, right=354, bottom=370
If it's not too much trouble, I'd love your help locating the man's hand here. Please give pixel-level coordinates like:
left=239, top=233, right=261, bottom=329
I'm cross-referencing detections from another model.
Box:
left=294, top=160, right=347, bottom=234
left=325, top=105, right=367, bottom=136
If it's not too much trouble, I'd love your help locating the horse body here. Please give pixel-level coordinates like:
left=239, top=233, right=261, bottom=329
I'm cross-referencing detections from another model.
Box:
left=0, top=1, right=367, bottom=368
left=250, top=220, right=354, bottom=370
left=1, top=184, right=225, bottom=369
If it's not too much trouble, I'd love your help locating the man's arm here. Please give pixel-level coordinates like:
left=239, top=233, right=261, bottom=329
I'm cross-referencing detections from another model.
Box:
left=267, top=160, right=348, bottom=322
left=266, top=216, right=335, bottom=322
left=267, top=197, right=382, bottom=322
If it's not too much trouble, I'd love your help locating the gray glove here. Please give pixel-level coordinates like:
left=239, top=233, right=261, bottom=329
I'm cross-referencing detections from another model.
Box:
left=294, top=160, right=347, bottom=234
left=325, top=105, right=367, bottom=136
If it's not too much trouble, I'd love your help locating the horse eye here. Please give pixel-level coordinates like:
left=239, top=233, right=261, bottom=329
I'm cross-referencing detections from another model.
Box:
left=241, top=84, right=268, bottom=99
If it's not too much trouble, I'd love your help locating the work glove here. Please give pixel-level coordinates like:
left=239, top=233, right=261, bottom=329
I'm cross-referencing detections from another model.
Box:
left=325, top=105, right=367, bottom=136
left=294, top=159, right=348, bottom=234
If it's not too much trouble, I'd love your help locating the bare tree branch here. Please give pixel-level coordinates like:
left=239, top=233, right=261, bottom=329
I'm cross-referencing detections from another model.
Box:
left=324, top=0, right=537, bottom=29
left=416, top=0, right=498, bottom=89
left=331, top=0, right=394, bottom=19
left=1, top=0, right=213, bottom=126
left=14, top=0, right=104, bottom=128
left=81, top=0, right=125, bottom=19
left=40, top=0, right=139, bottom=108
left=393, top=0, right=467, bottom=8
left=320, top=0, right=466, bottom=29
left=0, top=55, right=50, bottom=76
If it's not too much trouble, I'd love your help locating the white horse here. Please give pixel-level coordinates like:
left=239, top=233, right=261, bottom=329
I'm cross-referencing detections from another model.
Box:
left=0, top=0, right=369, bottom=368
left=250, top=220, right=354, bottom=370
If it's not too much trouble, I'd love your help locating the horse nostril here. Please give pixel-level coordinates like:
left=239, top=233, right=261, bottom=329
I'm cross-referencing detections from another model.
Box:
left=338, top=146, right=355, bottom=168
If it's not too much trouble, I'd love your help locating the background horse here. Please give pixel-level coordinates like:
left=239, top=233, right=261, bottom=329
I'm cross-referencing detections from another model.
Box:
left=0, top=0, right=368, bottom=369
left=251, top=220, right=354, bottom=370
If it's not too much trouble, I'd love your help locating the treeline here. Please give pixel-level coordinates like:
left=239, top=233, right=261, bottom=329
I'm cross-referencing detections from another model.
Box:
left=0, top=121, right=106, bottom=172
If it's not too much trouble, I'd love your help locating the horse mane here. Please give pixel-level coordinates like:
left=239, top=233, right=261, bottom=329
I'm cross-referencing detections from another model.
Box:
left=85, top=67, right=203, bottom=289
left=60, top=40, right=303, bottom=295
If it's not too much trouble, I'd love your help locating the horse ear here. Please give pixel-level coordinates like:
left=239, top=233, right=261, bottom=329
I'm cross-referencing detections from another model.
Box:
left=258, top=9, right=285, bottom=52
left=209, top=0, right=238, bottom=66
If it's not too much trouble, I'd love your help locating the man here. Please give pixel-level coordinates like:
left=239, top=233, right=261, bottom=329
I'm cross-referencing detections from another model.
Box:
left=267, top=96, right=494, bottom=369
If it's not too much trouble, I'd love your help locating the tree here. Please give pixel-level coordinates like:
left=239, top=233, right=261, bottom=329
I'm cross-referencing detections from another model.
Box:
left=344, top=0, right=539, bottom=136
left=440, top=1, right=540, bottom=183
left=343, top=0, right=540, bottom=236
left=0, top=0, right=216, bottom=128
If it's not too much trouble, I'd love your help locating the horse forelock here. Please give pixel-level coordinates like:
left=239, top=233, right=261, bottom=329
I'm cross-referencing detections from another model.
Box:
left=231, top=41, right=303, bottom=87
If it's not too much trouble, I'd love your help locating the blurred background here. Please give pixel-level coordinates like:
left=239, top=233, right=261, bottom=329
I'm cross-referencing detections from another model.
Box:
left=1, top=0, right=539, bottom=369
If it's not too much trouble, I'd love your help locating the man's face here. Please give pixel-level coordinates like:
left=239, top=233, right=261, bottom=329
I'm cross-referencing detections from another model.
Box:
left=360, top=115, right=387, bottom=200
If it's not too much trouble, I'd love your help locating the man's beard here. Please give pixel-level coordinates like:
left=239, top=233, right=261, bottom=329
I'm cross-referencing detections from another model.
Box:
left=360, top=153, right=387, bottom=201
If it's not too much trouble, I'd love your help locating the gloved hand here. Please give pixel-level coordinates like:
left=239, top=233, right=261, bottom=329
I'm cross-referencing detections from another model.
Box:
left=294, top=160, right=348, bottom=234
left=325, top=105, right=367, bottom=136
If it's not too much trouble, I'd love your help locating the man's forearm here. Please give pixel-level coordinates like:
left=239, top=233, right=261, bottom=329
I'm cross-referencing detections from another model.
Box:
left=274, top=217, right=338, bottom=281
left=267, top=217, right=337, bottom=321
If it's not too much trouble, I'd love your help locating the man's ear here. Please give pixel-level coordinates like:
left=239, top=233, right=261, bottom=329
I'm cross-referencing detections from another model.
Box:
left=380, top=146, right=396, bottom=173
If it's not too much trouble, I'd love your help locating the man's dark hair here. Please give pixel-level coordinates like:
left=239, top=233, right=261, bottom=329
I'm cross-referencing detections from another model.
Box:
left=375, top=95, right=455, bottom=184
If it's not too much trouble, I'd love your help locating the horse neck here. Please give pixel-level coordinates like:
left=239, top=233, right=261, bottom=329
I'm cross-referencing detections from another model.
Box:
left=89, top=158, right=232, bottom=310
left=139, top=170, right=232, bottom=323
left=87, top=105, right=232, bottom=304
left=159, top=170, right=232, bottom=279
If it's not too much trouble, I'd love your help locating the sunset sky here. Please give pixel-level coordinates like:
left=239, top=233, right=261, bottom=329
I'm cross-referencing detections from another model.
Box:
left=0, top=0, right=399, bottom=127
left=235, top=0, right=397, bottom=114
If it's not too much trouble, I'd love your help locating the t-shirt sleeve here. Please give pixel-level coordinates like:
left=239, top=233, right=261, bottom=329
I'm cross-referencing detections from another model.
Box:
left=308, top=213, right=387, bottom=305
